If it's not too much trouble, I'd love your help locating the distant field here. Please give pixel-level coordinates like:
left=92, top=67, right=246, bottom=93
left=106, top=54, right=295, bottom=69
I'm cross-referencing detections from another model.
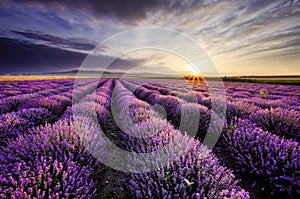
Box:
left=223, top=76, right=300, bottom=85
left=240, top=77, right=300, bottom=80
left=0, top=75, right=95, bottom=81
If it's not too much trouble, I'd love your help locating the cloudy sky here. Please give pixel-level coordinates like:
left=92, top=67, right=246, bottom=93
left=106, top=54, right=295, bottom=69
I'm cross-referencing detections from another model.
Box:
left=0, top=0, right=299, bottom=76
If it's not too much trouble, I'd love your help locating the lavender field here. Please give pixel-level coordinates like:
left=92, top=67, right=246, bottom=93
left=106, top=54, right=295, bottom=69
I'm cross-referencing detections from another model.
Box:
left=0, top=78, right=299, bottom=199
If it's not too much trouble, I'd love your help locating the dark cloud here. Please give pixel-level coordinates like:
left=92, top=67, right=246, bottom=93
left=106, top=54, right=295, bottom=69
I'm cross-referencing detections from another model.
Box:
left=0, top=37, right=143, bottom=74
left=12, top=30, right=96, bottom=51
left=4, top=0, right=181, bottom=23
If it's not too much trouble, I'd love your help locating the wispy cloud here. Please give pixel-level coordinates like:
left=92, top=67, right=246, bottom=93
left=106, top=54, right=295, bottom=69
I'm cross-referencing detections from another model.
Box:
left=0, top=0, right=299, bottom=75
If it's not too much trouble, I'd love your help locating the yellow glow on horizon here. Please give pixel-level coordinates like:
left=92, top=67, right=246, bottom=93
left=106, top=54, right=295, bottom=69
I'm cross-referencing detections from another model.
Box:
left=185, top=63, right=201, bottom=75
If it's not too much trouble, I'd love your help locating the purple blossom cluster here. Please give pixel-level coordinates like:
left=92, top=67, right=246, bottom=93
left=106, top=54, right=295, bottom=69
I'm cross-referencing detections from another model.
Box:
left=226, top=100, right=260, bottom=124
left=250, top=107, right=300, bottom=142
left=127, top=136, right=250, bottom=199
left=142, top=83, right=175, bottom=95
left=0, top=79, right=74, bottom=98
left=63, top=102, right=110, bottom=126
left=222, top=119, right=300, bottom=196
left=0, top=93, right=42, bottom=115
left=0, top=108, right=55, bottom=144
left=71, top=79, right=107, bottom=103
left=0, top=116, right=103, bottom=198
left=80, top=79, right=113, bottom=109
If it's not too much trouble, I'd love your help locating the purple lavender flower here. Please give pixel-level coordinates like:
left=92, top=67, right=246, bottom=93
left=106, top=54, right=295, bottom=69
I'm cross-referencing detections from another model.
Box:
left=0, top=116, right=103, bottom=198
left=126, top=134, right=249, bottom=198
left=250, top=107, right=300, bottom=141
left=223, top=119, right=300, bottom=196
left=0, top=108, right=55, bottom=143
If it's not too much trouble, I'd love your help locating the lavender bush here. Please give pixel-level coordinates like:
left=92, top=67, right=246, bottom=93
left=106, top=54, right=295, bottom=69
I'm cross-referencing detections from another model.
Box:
left=126, top=134, right=249, bottom=199
left=0, top=108, right=55, bottom=143
left=0, top=93, right=42, bottom=114
left=222, top=119, right=300, bottom=196
left=250, top=107, right=300, bottom=142
left=0, top=116, right=105, bottom=198
left=177, top=103, right=211, bottom=138
left=226, top=101, right=260, bottom=125
left=63, top=102, right=110, bottom=126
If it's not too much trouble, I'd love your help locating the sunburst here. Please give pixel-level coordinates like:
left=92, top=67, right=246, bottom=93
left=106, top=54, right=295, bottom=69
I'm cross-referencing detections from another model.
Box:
left=184, top=73, right=204, bottom=84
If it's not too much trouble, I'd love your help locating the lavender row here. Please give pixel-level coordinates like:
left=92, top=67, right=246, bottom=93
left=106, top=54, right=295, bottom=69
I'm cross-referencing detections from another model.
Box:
left=132, top=79, right=300, bottom=110
left=115, top=80, right=249, bottom=198
left=0, top=79, right=75, bottom=98
left=222, top=119, right=300, bottom=197
left=134, top=78, right=299, bottom=109
left=0, top=79, right=115, bottom=198
left=121, top=79, right=300, bottom=197
left=0, top=87, right=69, bottom=115
left=0, top=79, right=110, bottom=147
left=0, top=116, right=103, bottom=198
left=0, top=108, right=55, bottom=145
left=250, top=107, right=300, bottom=142
left=0, top=78, right=103, bottom=99
left=121, top=80, right=212, bottom=139
left=164, top=84, right=300, bottom=142
left=79, top=79, right=113, bottom=109
left=126, top=80, right=300, bottom=141
left=62, top=79, right=113, bottom=124
left=0, top=78, right=107, bottom=115
left=145, top=79, right=300, bottom=98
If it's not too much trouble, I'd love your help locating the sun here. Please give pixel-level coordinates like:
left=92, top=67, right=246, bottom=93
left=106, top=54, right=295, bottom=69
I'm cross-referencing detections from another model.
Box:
left=184, top=72, right=204, bottom=83
left=183, top=64, right=204, bottom=83
left=185, top=74, right=203, bottom=81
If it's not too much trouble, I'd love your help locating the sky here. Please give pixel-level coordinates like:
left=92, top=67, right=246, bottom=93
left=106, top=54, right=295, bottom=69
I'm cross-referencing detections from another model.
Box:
left=0, top=0, right=299, bottom=76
